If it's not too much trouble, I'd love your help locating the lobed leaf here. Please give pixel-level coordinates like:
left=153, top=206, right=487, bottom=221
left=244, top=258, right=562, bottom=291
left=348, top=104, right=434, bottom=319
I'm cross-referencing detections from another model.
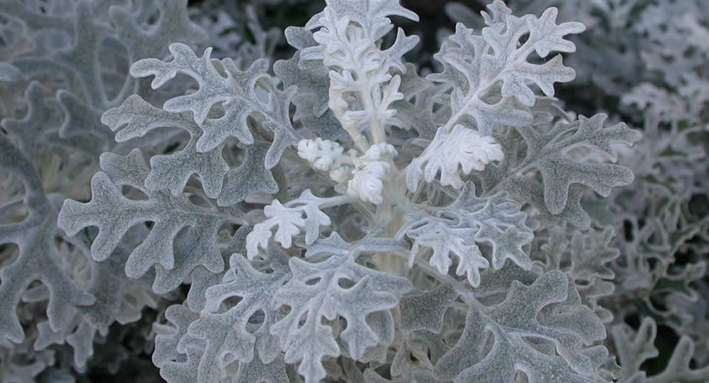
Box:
left=270, top=234, right=412, bottom=383
left=58, top=149, right=244, bottom=281
left=435, top=271, right=608, bottom=383
left=399, top=183, right=534, bottom=287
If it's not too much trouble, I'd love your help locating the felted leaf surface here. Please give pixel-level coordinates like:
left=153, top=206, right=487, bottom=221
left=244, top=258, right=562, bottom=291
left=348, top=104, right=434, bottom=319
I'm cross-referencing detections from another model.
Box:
left=131, top=43, right=261, bottom=136
left=151, top=243, right=292, bottom=383
left=275, top=27, right=331, bottom=118
left=0, top=61, right=21, bottom=82
left=399, top=285, right=457, bottom=333
left=131, top=43, right=297, bottom=168
left=232, top=351, right=291, bottom=383
left=487, top=113, right=642, bottom=229
left=0, top=341, right=57, bottom=383
left=304, top=0, right=419, bottom=38
left=611, top=318, right=658, bottom=382
left=181, top=225, right=251, bottom=310
left=217, top=142, right=279, bottom=206
left=0, top=0, right=208, bottom=370
left=102, top=95, right=229, bottom=199
left=398, top=183, right=534, bottom=287
left=539, top=227, right=619, bottom=323
left=30, top=236, right=160, bottom=369
left=270, top=234, right=412, bottom=383
left=58, top=149, right=244, bottom=281
left=8, top=0, right=206, bottom=110
left=364, top=369, right=439, bottom=383
left=153, top=303, right=200, bottom=370
left=434, top=271, right=609, bottom=383
left=519, top=114, right=641, bottom=214
left=646, top=337, right=709, bottom=383
left=56, top=90, right=113, bottom=141
left=1, top=82, right=56, bottom=157
left=109, top=0, right=208, bottom=62
left=11, top=0, right=112, bottom=108
left=0, top=135, right=94, bottom=344
left=430, top=1, right=584, bottom=134
left=406, top=125, right=505, bottom=191
left=246, top=190, right=337, bottom=258
left=160, top=342, right=290, bottom=383
left=184, top=250, right=291, bottom=383
left=569, top=226, right=619, bottom=282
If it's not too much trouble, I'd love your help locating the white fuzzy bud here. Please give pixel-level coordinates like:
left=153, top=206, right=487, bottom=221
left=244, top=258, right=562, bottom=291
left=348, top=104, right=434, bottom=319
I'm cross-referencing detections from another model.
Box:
left=346, top=143, right=398, bottom=204
left=347, top=161, right=391, bottom=205
left=297, top=138, right=345, bottom=171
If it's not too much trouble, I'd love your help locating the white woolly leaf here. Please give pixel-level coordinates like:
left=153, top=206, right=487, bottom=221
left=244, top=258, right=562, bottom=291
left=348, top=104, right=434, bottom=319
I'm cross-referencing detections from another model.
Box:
left=398, top=183, right=534, bottom=287
left=185, top=251, right=291, bottom=383
left=495, top=113, right=642, bottom=228
left=58, top=149, right=243, bottom=281
left=435, top=271, right=609, bottom=383
left=270, top=234, right=412, bottom=383
left=430, top=1, right=584, bottom=134
left=131, top=43, right=297, bottom=169
left=246, top=190, right=336, bottom=258
left=102, top=95, right=229, bottom=199
left=407, top=125, right=504, bottom=191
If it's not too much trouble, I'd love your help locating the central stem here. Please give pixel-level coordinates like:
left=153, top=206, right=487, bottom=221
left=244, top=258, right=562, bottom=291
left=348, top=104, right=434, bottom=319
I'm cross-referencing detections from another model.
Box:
left=358, top=80, right=386, bottom=145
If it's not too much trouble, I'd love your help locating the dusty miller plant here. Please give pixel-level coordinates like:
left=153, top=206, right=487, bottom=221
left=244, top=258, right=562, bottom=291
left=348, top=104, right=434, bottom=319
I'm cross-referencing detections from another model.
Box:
left=448, top=0, right=709, bottom=380
left=1, top=0, right=708, bottom=382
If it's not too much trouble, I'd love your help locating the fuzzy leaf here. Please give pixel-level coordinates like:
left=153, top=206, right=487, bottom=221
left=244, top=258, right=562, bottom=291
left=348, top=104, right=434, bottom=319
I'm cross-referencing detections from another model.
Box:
left=109, top=0, right=208, bottom=62
left=305, top=0, right=419, bottom=36
left=217, top=142, right=279, bottom=206
left=185, top=251, right=291, bottom=383
left=399, top=285, right=457, bottom=333
left=646, top=337, right=709, bottom=383
left=430, top=2, right=584, bottom=134
left=271, top=234, right=412, bottom=383
left=497, top=114, right=642, bottom=227
left=1, top=82, right=54, bottom=157
left=0, top=61, right=21, bottom=82
left=274, top=28, right=331, bottom=118
left=435, top=271, right=608, bottom=383
left=102, top=95, right=230, bottom=199
left=407, top=125, right=505, bottom=191
left=131, top=43, right=297, bottom=168
left=58, top=149, right=244, bottom=281
left=246, top=190, right=336, bottom=258
left=611, top=318, right=658, bottom=382
left=0, top=135, right=94, bottom=344
left=398, top=183, right=534, bottom=287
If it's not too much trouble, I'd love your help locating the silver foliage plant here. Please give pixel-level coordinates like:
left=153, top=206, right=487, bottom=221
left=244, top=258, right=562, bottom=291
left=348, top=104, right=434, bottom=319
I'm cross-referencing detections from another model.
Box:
left=1, top=0, right=708, bottom=382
